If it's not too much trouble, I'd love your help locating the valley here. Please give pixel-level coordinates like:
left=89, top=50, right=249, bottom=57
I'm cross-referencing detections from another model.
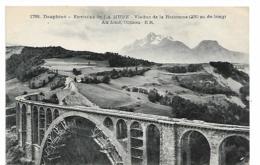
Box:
left=5, top=41, right=249, bottom=165
left=6, top=46, right=249, bottom=125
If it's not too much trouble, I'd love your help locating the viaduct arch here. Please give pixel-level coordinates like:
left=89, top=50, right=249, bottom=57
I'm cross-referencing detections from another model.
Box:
left=15, top=93, right=249, bottom=165
left=37, top=111, right=127, bottom=165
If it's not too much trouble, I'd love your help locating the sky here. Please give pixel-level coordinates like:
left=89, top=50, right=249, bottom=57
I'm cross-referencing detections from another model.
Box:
left=6, top=7, right=248, bottom=53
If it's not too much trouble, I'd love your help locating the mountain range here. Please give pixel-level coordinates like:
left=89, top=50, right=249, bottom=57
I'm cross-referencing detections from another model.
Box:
left=121, top=32, right=248, bottom=63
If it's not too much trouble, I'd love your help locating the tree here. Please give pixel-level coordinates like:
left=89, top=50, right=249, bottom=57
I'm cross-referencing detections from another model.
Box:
left=111, top=69, right=119, bottom=79
left=148, top=89, right=161, bottom=103
left=102, top=75, right=110, bottom=84
left=42, top=94, right=59, bottom=104
left=72, top=68, right=81, bottom=76
left=6, top=94, right=10, bottom=105
left=42, top=80, right=46, bottom=87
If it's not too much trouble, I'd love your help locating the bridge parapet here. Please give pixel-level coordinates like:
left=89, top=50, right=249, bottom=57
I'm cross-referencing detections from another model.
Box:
left=16, top=93, right=249, bottom=133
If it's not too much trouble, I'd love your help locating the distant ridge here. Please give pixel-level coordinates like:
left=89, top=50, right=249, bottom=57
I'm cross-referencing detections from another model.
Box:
left=121, top=32, right=248, bottom=63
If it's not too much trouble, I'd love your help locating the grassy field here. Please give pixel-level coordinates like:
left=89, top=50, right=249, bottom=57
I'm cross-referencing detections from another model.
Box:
left=110, top=69, right=191, bottom=95
left=43, top=58, right=109, bottom=71
left=76, top=83, right=138, bottom=108
left=6, top=78, right=50, bottom=107
left=76, top=82, right=173, bottom=116
left=43, top=57, right=117, bottom=79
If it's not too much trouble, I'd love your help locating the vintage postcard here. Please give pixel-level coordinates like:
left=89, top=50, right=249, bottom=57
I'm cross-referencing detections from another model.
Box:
left=6, top=7, right=249, bottom=165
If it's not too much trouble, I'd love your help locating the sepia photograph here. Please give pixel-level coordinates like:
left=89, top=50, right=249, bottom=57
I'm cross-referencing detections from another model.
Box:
left=5, top=6, right=249, bottom=165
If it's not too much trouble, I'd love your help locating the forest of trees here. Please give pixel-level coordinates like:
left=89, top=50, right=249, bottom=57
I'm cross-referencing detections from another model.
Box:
left=79, top=68, right=150, bottom=85
left=16, top=66, right=48, bottom=82
left=50, top=75, right=67, bottom=90
left=209, top=61, right=249, bottom=85
left=105, top=52, right=153, bottom=67
left=147, top=89, right=249, bottom=126
left=6, top=46, right=154, bottom=82
left=170, top=95, right=249, bottom=125
left=163, top=64, right=203, bottom=73
left=95, top=67, right=150, bottom=79
left=80, top=75, right=110, bottom=84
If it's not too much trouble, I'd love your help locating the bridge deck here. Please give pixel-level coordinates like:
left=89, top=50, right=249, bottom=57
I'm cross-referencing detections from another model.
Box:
left=16, top=94, right=249, bottom=133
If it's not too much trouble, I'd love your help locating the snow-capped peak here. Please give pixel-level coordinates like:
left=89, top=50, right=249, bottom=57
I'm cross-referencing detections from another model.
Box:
left=145, top=32, right=174, bottom=45
left=137, top=32, right=174, bottom=46
left=121, top=32, right=176, bottom=52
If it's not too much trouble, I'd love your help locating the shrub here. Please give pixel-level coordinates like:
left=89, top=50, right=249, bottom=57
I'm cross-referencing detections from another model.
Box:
left=72, top=68, right=81, bottom=76
left=92, top=77, right=100, bottom=84
left=127, top=69, right=134, bottom=77
left=117, top=106, right=134, bottom=112
left=42, top=94, right=59, bottom=104
left=111, top=69, right=119, bottom=79
left=148, top=89, right=161, bottom=103
left=187, top=64, right=203, bottom=72
left=102, top=75, right=110, bottom=84
left=50, top=76, right=66, bottom=90
left=240, top=85, right=249, bottom=96
left=121, top=85, right=127, bottom=89
left=6, top=133, right=25, bottom=164
left=239, top=85, right=249, bottom=107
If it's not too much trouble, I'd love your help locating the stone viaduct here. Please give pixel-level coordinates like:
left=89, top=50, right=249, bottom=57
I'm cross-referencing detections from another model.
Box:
left=15, top=93, right=249, bottom=165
